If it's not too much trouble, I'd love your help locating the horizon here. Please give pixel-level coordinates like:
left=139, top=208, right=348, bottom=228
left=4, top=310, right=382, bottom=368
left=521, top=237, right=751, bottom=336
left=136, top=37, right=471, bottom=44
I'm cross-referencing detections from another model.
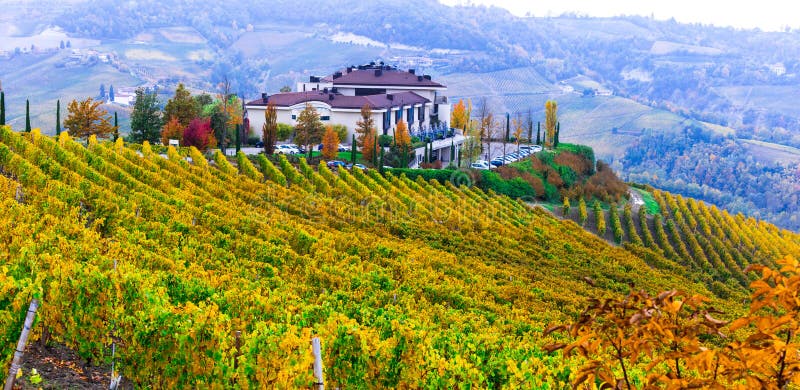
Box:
left=440, top=0, right=800, bottom=32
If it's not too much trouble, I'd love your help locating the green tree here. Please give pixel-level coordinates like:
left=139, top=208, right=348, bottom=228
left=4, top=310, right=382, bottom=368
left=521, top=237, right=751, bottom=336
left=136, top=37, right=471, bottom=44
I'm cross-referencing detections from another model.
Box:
left=350, top=134, right=356, bottom=164
left=164, top=83, right=200, bottom=128
left=294, top=103, right=324, bottom=157
left=536, top=122, right=541, bottom=145
left=25, top=99, right=31, bottom=132
left=130, top=87, right=163, bottom=143
left=113, top=112, right=119, bottom=141
left=0, top=91, right=5, bottom=126
left=545, top=100, right=557, bottom=148
left=55, top=99, right=61, bottom=135
left=262, top=102, right=277, bottom=154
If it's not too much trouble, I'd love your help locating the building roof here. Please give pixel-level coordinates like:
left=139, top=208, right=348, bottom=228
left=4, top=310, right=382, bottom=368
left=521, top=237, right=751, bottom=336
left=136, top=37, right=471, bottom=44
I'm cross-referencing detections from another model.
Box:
left=323, top=68, right=444, bottom=88
left=246, top=91, right=430, bottom=110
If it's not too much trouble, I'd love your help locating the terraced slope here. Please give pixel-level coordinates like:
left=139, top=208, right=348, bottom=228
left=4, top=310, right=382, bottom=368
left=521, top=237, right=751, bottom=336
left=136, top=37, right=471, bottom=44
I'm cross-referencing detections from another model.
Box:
left=0, top=127, right=792, bottom=387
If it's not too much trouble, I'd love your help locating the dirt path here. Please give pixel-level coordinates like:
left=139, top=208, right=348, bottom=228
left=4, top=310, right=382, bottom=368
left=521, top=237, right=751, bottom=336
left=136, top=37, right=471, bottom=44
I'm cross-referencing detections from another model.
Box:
left=628, top=188, right=645, bottom=212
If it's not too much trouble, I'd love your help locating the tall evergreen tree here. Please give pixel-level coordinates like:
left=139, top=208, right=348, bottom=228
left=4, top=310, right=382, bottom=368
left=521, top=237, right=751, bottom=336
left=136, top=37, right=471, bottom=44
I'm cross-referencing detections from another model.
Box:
left=130, top=87, right=163, bottom=143
left=109, top=85, right=115, bottom=102
left=536, top=122, right=541, bottom=145
left=350, top=134, right=356, bottom=164
left=450, top=138, right=455, bottom=164
left=99, top=84, right=106, bottom=100
left=0, top=91, right=5, bottom=126
left=235, top=123, right=241, bottom=153
left=25, top=99, right=31, bottom=132
left=55, top=100, right=61, bottom=135
left=113, top=112, right=119, bottom=141
left=554, top=122, right=560, bottom=148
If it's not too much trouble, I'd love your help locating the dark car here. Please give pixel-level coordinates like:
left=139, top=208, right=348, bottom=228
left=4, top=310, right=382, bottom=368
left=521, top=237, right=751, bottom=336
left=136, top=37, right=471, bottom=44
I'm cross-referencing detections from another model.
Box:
left=327, top=160, right=347, bottom=169
left=255, top=141, right=264, bottom=148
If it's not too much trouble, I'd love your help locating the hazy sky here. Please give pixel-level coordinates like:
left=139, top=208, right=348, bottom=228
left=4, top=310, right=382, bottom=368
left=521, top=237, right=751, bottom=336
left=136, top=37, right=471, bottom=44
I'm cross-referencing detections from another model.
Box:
left=440, top=0, right=799, bottom=31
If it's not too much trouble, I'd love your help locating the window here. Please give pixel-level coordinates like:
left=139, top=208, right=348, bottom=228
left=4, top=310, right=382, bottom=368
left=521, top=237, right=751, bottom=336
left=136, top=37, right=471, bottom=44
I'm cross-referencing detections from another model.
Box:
left=419, top=106, right=425, bottom=122
left=407, top=107, right=414, bottom=124
left=291, top=114, right=296, bottom=120
left=320, top=115, right=330, bottom=121
left=383, top=112, right=390, bottom=131
left=395, top=108, right=402, bottom=123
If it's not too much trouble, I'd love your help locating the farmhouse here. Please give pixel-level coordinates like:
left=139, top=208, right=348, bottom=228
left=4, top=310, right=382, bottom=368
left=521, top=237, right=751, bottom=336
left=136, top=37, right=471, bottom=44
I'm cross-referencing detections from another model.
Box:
left=246, top=63, right=463, bottom=167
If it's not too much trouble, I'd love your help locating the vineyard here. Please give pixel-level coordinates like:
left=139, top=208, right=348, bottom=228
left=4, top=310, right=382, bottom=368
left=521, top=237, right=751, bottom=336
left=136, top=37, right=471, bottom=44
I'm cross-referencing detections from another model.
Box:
left=567, top=188, right=800, bottom=298
left=0, top=126, right=797, bottom=387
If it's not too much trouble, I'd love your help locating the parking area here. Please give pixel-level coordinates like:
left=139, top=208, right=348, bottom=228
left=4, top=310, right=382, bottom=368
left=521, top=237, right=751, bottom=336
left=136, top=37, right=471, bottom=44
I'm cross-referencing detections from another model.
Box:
left=470, top=143, right=543, bottom=169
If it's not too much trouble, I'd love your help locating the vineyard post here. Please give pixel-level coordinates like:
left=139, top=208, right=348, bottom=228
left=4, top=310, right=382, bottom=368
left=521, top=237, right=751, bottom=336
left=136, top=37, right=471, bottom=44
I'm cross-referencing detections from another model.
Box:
left=4, top=299, right=39, bottom=390
left=234, top=331, right=242, bottom=369
left=311, top=337, right=324, bottom=390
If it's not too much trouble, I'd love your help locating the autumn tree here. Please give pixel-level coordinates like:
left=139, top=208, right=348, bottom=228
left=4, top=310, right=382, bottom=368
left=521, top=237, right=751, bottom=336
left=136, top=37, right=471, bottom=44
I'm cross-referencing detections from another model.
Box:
left=160, top=117, right=184, bottom=146
left=545, top=100, right=558, bottom=149
left=64, top=98, right=114, bottom=139
left=164, top=83, right=200, bottom=128
left=363, top=131, right=377, bottom=166
left=512, top=114, right=525, bottom=153
left=578, top=197, right=588, bottom=226
left=129, top=87, right=163, bottom=143
left=322, top=125, right=339, bottom=160
left=262, top=102, right=277, bottom=154
left=546, top=255, right=800, bottom=389
left=392, top=119, right=413, bottom=167
left=451, top=99, right=469, bottom=130
left=355, top=104, right=375, bottom=148
left=182, top=117, right=216, bottom=151
left=294, top=103, right=324, bottom=157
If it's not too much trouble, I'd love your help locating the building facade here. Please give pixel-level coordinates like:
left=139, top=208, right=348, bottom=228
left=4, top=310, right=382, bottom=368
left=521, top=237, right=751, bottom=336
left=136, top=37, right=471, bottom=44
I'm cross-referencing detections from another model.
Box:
left=247, top=64, right=450, bottom=138
left=246, top=63, right=460, bottom=167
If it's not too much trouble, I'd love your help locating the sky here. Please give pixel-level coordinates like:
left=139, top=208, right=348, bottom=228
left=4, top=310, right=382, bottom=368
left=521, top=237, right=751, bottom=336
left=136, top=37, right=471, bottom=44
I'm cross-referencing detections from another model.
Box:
left=440, top=0, right=800, bottom=31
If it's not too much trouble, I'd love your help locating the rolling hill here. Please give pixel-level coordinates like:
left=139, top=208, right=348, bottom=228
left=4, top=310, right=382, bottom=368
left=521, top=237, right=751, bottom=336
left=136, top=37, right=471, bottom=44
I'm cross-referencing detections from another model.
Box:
left=4, top=126, right=797, bottom=386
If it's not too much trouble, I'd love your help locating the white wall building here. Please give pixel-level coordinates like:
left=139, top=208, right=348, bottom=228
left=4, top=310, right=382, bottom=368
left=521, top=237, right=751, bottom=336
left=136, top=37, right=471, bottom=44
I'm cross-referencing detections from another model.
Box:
left=246, top=63, right=452, bottom=141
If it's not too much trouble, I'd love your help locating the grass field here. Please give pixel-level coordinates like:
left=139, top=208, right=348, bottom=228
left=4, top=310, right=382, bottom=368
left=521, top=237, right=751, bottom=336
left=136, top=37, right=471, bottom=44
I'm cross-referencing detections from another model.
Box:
left=740, top=139, right=800, bottom=165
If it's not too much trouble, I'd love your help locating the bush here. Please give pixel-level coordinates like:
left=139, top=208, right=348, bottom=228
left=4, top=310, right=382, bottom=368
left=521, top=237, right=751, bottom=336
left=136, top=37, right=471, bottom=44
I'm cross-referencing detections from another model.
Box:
left=378, top=134, right=393, bottom=147
left=277, top=123, right=294, bottom=140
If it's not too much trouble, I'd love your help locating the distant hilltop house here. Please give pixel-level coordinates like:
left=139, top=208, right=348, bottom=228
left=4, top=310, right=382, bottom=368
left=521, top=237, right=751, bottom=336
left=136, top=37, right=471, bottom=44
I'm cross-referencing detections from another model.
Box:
left=112, top=87, right=138, bottom=106
left=246, top=62, right=462, bottom=167
left=769, top=63, right=786, bottom=77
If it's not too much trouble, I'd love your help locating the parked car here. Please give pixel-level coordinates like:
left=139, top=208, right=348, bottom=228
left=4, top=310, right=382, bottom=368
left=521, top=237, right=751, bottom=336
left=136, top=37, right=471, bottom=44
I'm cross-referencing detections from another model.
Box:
left=490, top=158, right=505, bottom=167
left=347, top=163, right=367, bottom=170
left=276, top=144, right=300, bottom=154
left=338, top=144, right=351, bottom=152
left=255, top=141, right=264, bottom=148
left=470, top=160, right=491, bottom=170
left=327, top=160, right=347, bottom=169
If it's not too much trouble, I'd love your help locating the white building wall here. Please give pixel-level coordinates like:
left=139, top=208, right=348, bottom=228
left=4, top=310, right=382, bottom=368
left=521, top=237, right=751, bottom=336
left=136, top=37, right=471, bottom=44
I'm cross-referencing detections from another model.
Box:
left=245, top=105, right=386, bottom=145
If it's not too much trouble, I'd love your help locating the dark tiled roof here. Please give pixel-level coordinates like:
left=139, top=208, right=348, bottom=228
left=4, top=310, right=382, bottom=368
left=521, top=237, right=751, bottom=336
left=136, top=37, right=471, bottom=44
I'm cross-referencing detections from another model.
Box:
left=323, top=68, right=444, bottom=88
left=246, top=91, right=429, bottom=110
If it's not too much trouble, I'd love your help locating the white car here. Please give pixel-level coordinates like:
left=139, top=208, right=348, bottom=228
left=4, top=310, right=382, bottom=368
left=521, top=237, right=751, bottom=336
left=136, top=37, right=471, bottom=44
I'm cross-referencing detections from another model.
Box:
left=276, top=144, right=300, bottom=154
left=470, top=160, right=491, bottom=170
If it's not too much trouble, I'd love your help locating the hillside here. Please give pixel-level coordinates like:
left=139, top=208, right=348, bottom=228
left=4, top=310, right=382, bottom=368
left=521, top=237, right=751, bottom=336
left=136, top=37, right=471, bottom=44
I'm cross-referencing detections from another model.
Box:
left=5, top=126, right=796, bottom=386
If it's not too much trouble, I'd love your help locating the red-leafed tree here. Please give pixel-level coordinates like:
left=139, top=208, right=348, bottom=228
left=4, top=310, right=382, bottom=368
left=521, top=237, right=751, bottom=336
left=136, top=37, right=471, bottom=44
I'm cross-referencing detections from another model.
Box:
left=183, top=117, right=217, bottom=151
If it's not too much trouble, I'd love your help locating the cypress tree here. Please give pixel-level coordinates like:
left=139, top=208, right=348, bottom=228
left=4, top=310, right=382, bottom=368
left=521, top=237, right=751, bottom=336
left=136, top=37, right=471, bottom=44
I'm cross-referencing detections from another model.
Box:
left=554, top=122, right=560, bottom=148
left=235, top=123, right=241, bottom=153
left=55, top=100, right=61, bottom=135
left=379, top=147, right=384, bottom=173
left=113, top=111, right=119, bottom=141
left=350, top=134, right=356, bottom=164
left=536, top=122, right=541, bottom=145
left=450, top=138, right=455, bottom=164
left=25, top=99, right=31, bottom=132
left=0, top=91, right=5, bottom=126
left=504, top=112, right=510, bottom=141
left=527, top=120, right=533, bottom=144
left=372, top=136, right=377, bottom=166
